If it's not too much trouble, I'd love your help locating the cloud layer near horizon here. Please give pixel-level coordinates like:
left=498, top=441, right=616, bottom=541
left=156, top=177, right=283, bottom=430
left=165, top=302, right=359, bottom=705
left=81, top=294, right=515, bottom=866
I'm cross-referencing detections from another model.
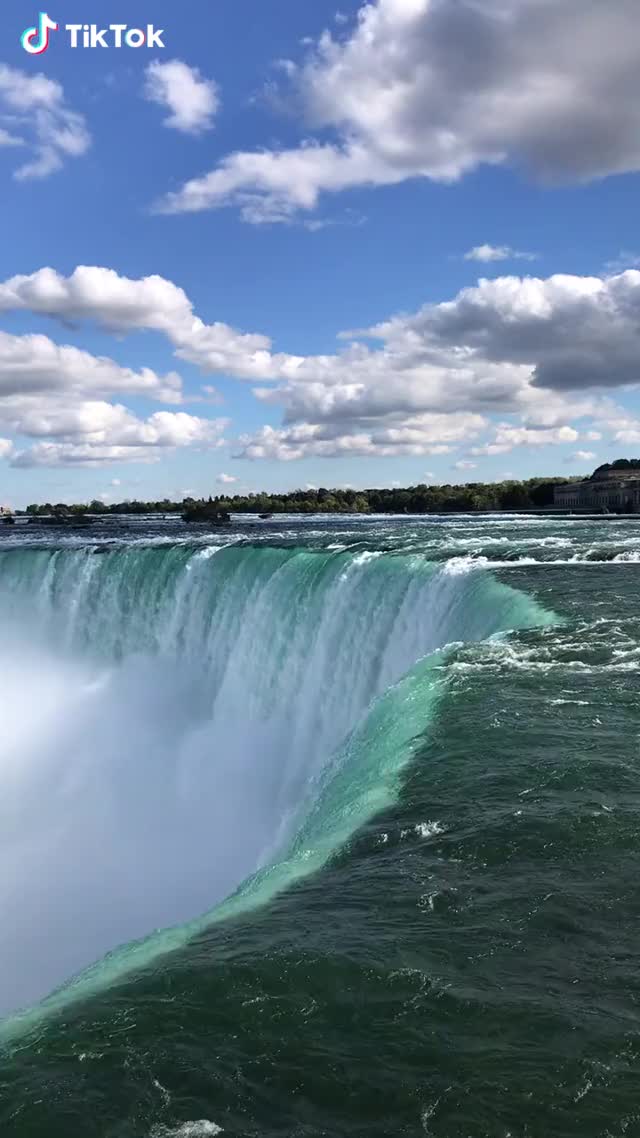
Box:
left=1, top=264, right=640, bottom=465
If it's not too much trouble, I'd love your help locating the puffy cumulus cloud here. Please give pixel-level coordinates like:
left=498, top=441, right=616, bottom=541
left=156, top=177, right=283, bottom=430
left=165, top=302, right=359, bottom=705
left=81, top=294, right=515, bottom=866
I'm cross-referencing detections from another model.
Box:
left=158, top=0, right=640, bottom=221
left=464, top=245, right=537, bottom=263
left=11, top=265, right=636, bottom=409
left=156, top=141, right=393, bottom=222
left=11, top=403, right=220, bottom=446
left=566, top=450, right=597, bottom=463
left=470, top=425, right=579, bottom=456
left=216, top=472, right=238, bottom=484
left=0, top=266, right=194, bottom=335
left=144, top=60, right=219, bottom=134
left=0, top=64, right=90, bottom=180
left=0, top=321, right=228, bottom=469
left=7, top=407, right=227, bottom=468
left=600, top=416, right=640, bottom=446
left=237, top=413, right=486, bottom=461
left=240, top=271, right=626, bottom=456
left=235, top=269, right=638, bottom=458
left=2, top=263, right=638, bottom=464
left=453, top=460, right=477, bottom=471
left=0, top=329, right=182, bottom=404
left=372, top=271, right=640, bottom=394
left=0, top=438, right=13, bottom=459
left=0, top=265, right=285, bottom=381
left=252, top=355, right=538, bottom=423
left=174, top=322, right=295, bottom=379
left=11, top=443, right=160, bottom=468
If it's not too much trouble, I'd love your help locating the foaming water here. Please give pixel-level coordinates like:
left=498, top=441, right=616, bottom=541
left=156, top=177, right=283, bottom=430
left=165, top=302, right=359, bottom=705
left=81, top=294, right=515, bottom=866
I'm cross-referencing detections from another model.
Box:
left=0, top=541, right=553, bottom=1027
left=150, top=1123, right=223, bottom=1137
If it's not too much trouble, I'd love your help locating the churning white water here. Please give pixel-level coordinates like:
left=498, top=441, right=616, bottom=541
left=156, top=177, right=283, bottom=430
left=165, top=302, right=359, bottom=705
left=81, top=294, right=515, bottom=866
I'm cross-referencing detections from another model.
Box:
left=0, top=543, right=552, bottom=1019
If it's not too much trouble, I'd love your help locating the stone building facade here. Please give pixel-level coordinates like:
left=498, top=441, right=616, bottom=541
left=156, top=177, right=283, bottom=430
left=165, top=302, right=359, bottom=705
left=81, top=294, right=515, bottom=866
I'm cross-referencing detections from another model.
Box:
left=555, top=466, right=640, bottom=512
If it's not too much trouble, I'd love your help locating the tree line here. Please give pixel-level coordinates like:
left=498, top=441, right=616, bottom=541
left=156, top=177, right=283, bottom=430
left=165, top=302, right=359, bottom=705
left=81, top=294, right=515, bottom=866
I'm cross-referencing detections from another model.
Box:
left=22, top=476, right=575, bottom=517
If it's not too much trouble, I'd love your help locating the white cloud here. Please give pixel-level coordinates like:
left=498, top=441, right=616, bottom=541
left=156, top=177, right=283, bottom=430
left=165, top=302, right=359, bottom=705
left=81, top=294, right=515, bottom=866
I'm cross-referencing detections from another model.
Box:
left=0, top=329, right=182, bottom=404
left=453, top=460, right=477, bottom=471
left=0, top=64, right=90, bottom=180
left=11, top=443, right=157, bottom=468
left=0, top=317, right=228, bottom=469
left=371, top=271, right=640, bottom=396
left=3, top=263, right=640, bottom=465
left=6, top=401, right=224, bottom=449
left=156, top=141, right=388, bottom=222
left=464, top=245, right=537, bottom=263
left=566, top=450, right=596, bottom=463
left=216, top=472, right=238, bottom=484
left=9, top=409, right=227, bottom=468
left=602, top=417, right=640, bottom=446
left=0, top=266, right=278, bottom=381
left=236, top=268, right=629, bottom=458
left=158, top=0, right=640, bottom=221
left=144, top=60, right=219, bottom=135
left=0, top=266, right=193, bottom=335
left=0, top=438, right=13, bottom=460
left=471, top=425, right=579, bottom=456
left=2, top=265, right=622, bottom=423
left=237, top=413, right=484, bottom=461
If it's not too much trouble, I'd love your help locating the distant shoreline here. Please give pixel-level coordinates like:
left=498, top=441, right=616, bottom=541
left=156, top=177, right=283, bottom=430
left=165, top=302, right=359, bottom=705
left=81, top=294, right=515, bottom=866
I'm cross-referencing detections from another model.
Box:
left=7, top=508, right=640, bottom=524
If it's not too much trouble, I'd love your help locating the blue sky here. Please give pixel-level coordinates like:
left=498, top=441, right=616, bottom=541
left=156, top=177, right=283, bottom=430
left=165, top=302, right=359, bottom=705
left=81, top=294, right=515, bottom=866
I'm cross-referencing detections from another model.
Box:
left=1, top=0, right=639, bottom=506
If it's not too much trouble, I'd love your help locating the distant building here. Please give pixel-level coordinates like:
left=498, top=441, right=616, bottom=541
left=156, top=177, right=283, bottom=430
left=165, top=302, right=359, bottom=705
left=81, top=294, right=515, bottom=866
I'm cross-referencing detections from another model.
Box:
left=555, top=462, right=640, bottom=512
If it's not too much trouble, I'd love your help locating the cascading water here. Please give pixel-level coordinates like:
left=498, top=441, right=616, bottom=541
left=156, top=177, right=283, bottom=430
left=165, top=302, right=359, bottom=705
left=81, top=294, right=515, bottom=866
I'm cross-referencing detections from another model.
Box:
left=0, top=542, right=554, bottom=1026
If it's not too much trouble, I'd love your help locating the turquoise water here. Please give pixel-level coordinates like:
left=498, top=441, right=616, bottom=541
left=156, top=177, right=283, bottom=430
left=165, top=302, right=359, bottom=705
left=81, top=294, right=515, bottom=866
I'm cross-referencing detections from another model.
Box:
left=0, top=514, right=639, bottom=1137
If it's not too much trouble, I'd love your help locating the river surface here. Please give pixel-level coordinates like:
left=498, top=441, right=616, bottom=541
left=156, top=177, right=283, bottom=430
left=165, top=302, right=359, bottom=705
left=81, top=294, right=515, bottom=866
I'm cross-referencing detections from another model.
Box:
left=0, top=513, right=639, bottom=1138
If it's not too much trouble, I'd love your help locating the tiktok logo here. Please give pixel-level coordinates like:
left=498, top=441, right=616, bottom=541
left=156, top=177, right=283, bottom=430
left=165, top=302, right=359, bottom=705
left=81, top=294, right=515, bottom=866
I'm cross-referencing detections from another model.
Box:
left=21, top=14, right=165, bottom=52
left=21, top=11, right=58, bottom=54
